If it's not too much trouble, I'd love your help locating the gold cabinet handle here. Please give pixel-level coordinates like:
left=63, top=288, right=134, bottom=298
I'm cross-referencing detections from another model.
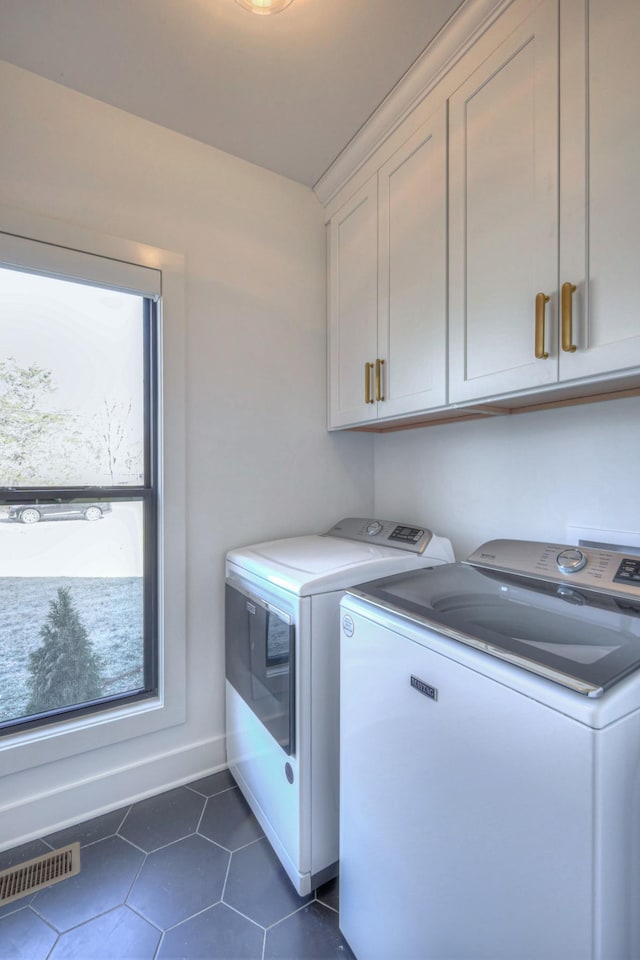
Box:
left=561, top=282, right=577, bottom=353
left=364, top=362, right=374, bottom=404
left=375, top=358, right=385, bottom=402
left=535, top=292, right=550, bottom=359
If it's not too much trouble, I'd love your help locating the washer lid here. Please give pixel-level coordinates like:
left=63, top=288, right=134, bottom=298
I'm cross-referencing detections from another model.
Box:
left=348, top=562, right=640, bottom=697
left=226, top=534, right=451, bottom=596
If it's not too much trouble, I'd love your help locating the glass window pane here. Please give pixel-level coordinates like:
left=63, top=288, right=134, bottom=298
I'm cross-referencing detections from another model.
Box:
left=0, top=500, right=146, bottom=726
left=0, top=266, right=145, bottom=487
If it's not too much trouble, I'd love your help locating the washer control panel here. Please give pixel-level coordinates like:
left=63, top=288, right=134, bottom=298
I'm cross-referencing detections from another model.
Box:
left=326, top=518, right=433, bottom=554
left=614, top=557, right=640, bottom=586
left=466, top=539, right=640, bottom=598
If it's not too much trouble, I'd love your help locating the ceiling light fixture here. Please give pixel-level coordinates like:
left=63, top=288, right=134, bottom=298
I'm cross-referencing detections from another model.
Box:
left=234, top=0, right=294, bottom=14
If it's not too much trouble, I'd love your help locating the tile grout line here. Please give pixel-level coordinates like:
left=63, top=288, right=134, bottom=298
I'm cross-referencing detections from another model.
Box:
left=221, top=899, right=268, bottom=932
left=220, top=845, right=234, bottom=904
left=161, top=897, right=226, bottom=932
left=194, top=795, right=208, bottom=835
left=124, top=845, right=148, bottom=905
left=186, top=783, right=238, bottom=800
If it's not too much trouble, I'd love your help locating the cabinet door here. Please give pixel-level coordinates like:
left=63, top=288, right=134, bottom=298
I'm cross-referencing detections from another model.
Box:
left=560, top=0, right=640, bottom=380
left=449, top=0, right=559, bottom=403
left=377, top=107, right=448, bottom=418
left=328, top=177, right=378, bottom=428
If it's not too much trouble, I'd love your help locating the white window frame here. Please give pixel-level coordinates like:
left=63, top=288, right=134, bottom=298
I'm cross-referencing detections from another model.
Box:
left=0, top=205, right=186, bottom=775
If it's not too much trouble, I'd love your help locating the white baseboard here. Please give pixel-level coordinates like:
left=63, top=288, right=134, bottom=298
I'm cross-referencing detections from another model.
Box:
left=0, top=734, right=227, bottom=852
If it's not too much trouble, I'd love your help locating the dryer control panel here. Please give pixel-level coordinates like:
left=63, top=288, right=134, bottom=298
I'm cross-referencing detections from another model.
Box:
left=466, top=539, right=640, bottom=599
left=326, top=518, right=433, bottom=554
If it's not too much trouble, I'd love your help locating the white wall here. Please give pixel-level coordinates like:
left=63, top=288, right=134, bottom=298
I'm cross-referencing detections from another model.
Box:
left=5, top=48, right=636, bottom=850
left=374, top=396, right=640, bottom=560
left=0, top=60, right=374, bottom=847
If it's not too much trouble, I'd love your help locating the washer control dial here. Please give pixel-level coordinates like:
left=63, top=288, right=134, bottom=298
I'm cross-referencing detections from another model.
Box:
left=366, top=521, right=383, bottom=536
left=556, top=548, right=587, bottom=574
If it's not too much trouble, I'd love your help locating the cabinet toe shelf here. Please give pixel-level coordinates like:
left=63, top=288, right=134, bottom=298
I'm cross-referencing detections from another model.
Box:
left=342, top=377, right=640, bottom=434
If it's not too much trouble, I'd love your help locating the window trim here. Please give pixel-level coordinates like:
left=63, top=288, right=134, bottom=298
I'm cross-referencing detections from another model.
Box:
left=0, top=230, right=162, bottom=297
left=0, top=206, right=186, bottom=775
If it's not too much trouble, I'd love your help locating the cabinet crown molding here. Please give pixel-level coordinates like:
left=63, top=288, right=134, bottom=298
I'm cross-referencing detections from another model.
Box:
left=313, top=0, right=509, bottom=208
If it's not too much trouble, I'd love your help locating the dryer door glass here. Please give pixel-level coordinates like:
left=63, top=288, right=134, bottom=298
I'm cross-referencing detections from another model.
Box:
left=225, top=582, right=295, bottom=754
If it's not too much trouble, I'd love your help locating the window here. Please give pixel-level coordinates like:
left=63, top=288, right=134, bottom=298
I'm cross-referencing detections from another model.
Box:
left=0, top=237, right=160, bottom=734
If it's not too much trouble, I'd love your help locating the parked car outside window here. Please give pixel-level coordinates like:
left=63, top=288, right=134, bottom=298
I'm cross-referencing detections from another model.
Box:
left=6, top=502, right=112, bottom=524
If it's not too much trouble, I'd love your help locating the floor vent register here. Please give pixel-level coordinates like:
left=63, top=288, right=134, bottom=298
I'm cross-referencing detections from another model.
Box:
left=0, top=842, right=80, bottom=906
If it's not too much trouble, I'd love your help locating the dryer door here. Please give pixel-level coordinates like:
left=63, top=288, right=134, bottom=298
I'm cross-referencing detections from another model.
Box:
left=225, top=582, right=295, bottom=755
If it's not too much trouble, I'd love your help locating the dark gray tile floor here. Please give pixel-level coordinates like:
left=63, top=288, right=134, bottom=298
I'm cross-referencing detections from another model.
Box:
left=0, top=772, right=355, bottom=960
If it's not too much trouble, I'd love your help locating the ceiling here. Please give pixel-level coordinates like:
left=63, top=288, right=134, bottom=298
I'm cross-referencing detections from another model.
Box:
left=0, top=0, right=465, bottom=187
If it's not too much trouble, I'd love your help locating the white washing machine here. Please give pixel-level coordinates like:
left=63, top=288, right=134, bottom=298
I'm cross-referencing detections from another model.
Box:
left=224, top=517, right=454, bottom=895
left=339, top=539, right=640, bottom=960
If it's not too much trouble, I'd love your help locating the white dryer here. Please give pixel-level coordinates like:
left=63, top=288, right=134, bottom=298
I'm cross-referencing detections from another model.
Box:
left=225, top=517, right=454, bottom=895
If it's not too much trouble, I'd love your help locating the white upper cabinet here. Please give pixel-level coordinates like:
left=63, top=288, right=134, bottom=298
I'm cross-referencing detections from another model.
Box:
left=328, top=107, right=447, bottom=428
left=559, top=0, right=640, bottom=380
left=449, top=0, right=559, bottom=403
left=326, top=0, right=640, bottom=429
left=328, top=176, right=378, bottom=428
left=450, top=0, right=640, bottom=405
left=377, top=110, right=448, bottom=419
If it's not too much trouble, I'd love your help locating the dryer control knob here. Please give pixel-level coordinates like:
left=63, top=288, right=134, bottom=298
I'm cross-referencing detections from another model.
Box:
left=366, top=521, right=383, bottom=536
left=556, top=548, right=587, bottom=574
